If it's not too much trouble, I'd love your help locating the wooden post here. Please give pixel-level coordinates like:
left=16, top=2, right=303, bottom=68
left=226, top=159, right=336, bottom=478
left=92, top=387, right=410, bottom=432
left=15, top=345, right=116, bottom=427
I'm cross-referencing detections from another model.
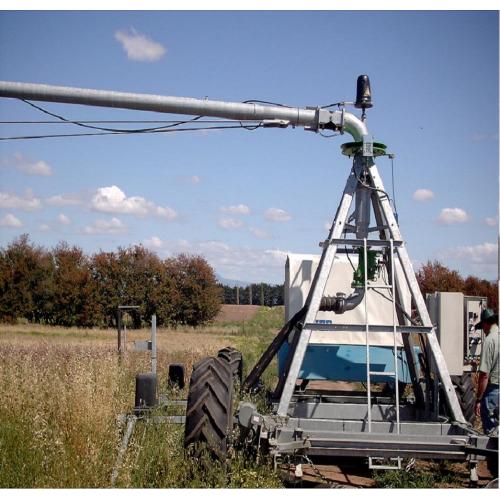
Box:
left=249, top=285, right=252, bottom=305
left=236, top=286, right=240, bottom=305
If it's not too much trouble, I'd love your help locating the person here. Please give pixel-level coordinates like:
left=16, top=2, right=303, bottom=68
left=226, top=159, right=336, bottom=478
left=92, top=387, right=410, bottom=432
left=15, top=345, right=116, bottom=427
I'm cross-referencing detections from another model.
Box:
left=474, top=308, right=499, bottom=434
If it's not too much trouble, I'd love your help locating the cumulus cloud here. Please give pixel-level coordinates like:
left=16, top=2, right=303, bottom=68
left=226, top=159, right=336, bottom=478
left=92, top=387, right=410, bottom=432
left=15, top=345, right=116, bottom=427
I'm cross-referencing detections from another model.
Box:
left=218, top=217, right=244, bottom=229
left=220, top=204, right=250, bottom=215
left=57, top=213, right=71, bottom=225
left=143, top=237, right=288, bottom=283
left=115, top=28, right=166, bottom=62
left=0, top=189, right=42, bottom=211
left=90, top=185, right=177, bottom=220
left=143, top=236, right=164, bottom=249
left=413, top=189, right=435, bottom=202
left=8, top=153, right=53, bottom=176
left=437, top=207, right=470, bottom=225
left=265, top=207, right=292, bottom=222
left=85, top=217, right=127, bottom=235
left=440, top=241, right=498, bottom=277
left=39, top=223, right=50, bottom=232
left=0, top=213, right=22, bottom=227
left=249, top=227, right=272, bottom=239
left=46, top=193, right=82, bottom=206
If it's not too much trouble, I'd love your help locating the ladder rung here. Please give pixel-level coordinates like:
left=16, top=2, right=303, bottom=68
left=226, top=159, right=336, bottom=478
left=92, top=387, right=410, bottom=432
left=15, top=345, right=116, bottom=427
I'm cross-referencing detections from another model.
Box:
left=369, top=371, right=396, bottom=376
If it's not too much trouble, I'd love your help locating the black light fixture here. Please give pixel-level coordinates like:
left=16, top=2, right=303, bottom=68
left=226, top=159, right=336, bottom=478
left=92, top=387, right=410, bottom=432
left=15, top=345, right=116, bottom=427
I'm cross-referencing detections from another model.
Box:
left=355, top=75, right=373, bottom=110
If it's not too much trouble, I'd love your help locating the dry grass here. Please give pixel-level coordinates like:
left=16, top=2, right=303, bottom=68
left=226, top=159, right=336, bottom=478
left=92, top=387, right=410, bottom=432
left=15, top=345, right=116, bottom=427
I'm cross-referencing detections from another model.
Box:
left=0, top=307, right=284, bottom=488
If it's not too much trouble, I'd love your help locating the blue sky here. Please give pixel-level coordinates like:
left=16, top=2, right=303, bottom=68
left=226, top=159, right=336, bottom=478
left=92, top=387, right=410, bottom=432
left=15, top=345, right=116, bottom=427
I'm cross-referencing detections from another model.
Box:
left=0, top=10, right=498, bottom=283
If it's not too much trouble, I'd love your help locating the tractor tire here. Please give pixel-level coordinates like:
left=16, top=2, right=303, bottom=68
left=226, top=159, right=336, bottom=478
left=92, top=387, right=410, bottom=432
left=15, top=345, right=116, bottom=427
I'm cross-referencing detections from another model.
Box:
left=217, top=346, right=243, bottom=385
left=451, top=373, right=476, bottom=424
left=184, top=356, right=234, bottom=460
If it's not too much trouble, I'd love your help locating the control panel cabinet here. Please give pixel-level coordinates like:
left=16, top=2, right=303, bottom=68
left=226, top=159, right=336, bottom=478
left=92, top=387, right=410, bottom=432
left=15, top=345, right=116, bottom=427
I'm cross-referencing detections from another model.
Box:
left=426, top=292, right=487, bottom=375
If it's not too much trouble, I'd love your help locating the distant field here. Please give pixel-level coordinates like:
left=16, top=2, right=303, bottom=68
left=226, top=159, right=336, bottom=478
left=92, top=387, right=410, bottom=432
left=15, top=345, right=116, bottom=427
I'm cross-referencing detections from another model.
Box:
left=215, top=304, right=261, bottom=322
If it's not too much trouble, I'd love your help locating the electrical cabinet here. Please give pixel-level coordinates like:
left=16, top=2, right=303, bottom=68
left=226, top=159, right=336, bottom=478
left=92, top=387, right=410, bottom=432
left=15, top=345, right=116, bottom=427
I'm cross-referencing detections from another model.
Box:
left=426, top=292, right=487, bottom=376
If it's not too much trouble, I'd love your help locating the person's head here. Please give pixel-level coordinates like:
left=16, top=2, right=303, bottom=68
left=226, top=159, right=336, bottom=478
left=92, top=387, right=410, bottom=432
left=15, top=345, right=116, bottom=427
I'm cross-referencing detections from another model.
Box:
left=475, top=308, right=498, bottom=334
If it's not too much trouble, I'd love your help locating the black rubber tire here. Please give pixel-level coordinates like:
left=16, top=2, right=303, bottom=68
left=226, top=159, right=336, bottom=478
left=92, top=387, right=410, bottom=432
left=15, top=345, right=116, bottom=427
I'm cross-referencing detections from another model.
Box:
left=451, top=373, right=476, bottom=424
left=184, top=356, right=234, bottom=460
left=217, top=346, right=243, bottom=385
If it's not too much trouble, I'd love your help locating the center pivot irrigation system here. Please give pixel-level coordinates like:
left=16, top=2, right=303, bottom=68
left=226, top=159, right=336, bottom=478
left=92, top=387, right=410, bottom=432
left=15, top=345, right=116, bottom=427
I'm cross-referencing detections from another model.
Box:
left=1, top=76, right=497, bottom=485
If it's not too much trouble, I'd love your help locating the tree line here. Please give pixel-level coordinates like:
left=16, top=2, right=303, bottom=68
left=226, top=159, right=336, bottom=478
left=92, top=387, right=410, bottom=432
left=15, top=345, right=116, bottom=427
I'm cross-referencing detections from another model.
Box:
left=416, top=260, right=498, bottom=311
left=0, top=234, right=221, bottom=328
left=1, top=235, right=495, bottom=328
left=220, top=283, right=284, bottom=306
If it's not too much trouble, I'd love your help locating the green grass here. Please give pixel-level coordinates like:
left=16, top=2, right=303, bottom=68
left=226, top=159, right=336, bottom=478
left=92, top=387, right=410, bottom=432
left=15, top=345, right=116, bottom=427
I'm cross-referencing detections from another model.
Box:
left=373, top=463, right=460, bottom=488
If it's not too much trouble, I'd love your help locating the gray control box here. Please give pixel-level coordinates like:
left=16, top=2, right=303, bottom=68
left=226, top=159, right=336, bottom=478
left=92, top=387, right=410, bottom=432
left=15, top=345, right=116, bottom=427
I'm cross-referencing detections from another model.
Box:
left=426, top=292, right=487, bottom=375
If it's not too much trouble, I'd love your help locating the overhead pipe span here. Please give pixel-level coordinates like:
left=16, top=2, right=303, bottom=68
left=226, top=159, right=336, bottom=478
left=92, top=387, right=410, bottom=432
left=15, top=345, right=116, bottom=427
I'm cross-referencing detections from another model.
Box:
left=0, top=81, right=368, bottom=141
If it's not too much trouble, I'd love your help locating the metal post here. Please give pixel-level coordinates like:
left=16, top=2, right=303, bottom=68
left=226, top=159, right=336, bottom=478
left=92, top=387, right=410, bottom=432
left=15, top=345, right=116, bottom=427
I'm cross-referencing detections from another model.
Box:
left=277, top=157, right=362, bottom=416
left=111, top=414, right=137, bottom=487
left=236, top=286, right=240, bottom=305
left=249, top=285, right=253, bottom=305
left=151, top=314, right=157, bottom=375
left=117, top=309, right=122, bottom=356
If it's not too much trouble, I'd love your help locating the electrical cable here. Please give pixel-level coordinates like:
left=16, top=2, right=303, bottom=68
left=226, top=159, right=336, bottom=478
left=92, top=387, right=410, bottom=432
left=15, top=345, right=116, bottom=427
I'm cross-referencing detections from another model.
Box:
left=241, top=99, right=291, bottom=108
left=353, top=168, right=392, bottom=202
left=0, top=123, right=262, bottom=141
left=320, top=102, right=343, bottom=109
left=19, top=98, right=204, bottom=133
left=0, top=119, right=262, bottom=125
left=390, top=155, right=399, bottom=222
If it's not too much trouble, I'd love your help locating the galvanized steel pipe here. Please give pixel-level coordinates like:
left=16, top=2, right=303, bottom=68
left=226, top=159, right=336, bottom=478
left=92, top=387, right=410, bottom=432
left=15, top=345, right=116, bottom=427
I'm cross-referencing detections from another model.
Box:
left=0, top=81, right=368, bottom=140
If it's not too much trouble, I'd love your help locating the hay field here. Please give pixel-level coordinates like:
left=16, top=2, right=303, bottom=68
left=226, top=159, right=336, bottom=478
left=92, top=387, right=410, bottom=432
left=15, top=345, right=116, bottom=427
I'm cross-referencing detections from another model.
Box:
left=0, top=306, right=283, bottom=488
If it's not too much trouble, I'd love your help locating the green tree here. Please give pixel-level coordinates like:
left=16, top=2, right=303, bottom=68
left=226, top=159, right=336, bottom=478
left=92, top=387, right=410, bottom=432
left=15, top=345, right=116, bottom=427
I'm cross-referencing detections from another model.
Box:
left=0, top=235, right=53, bottom=323
left=416, top=260, right=464, bottom=297
left=51, top=242, right=99, bottom=327
left=164, top=254, right=221, bottom=327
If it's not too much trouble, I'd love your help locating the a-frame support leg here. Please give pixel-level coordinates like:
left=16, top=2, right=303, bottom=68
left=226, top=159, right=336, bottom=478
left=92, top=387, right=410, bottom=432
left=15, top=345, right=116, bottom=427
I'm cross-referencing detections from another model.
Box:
left=368, top=161, right=466, bottom=423
left=371, top=192, right=425, bottom=409
left=276, top=157, right=363, bottom=416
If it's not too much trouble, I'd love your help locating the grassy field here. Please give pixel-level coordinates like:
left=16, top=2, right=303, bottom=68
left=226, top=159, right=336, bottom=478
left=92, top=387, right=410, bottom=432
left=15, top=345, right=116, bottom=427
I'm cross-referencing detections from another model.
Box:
left=0, top=306, right=283, bottom=488
left=0, top=306, right=491, bottom=488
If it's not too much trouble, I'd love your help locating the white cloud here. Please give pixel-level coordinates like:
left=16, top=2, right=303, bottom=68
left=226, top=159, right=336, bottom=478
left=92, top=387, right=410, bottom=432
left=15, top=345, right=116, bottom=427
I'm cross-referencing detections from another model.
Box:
left=440, top=242, right=498, bottom=277
left=46, top=193, right=82, bottom=206
left=11, top=153, right=53, bottom=176
left=0, top=213, right=22, bottom=227
left=265, top=207, right=292, bottom=222
left=413, top=188, right=435, bottom=202
left=437, top=207, right=470, bottom=225
left=249, top=227, right=272, bottom=239
left=57, top=213, right=71, bottom=225
left=85, top=217, right=127, bottom=235
left=218, top=217, right=244, bottom=229
left=115, top=28, right=166, bottom=62
left=142, top=237, right=288, bottom=283
left=485, top=216, right=498, bottom=227
left=220, top=204, right=250, bottom=215
left=187, top=175, right=200, bottom=184
left=39, top=224, right=50, bottom=232
left=90, top=185, right=177, bottom=220
left=143, top=236, right=164, bottom=249
left=0, top=189, right=42, bottom=211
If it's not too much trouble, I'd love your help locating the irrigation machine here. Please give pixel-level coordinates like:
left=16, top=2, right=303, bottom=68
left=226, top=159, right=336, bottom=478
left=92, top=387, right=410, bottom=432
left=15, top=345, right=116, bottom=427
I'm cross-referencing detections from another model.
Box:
left=1, top=76, right=497, bottom=486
